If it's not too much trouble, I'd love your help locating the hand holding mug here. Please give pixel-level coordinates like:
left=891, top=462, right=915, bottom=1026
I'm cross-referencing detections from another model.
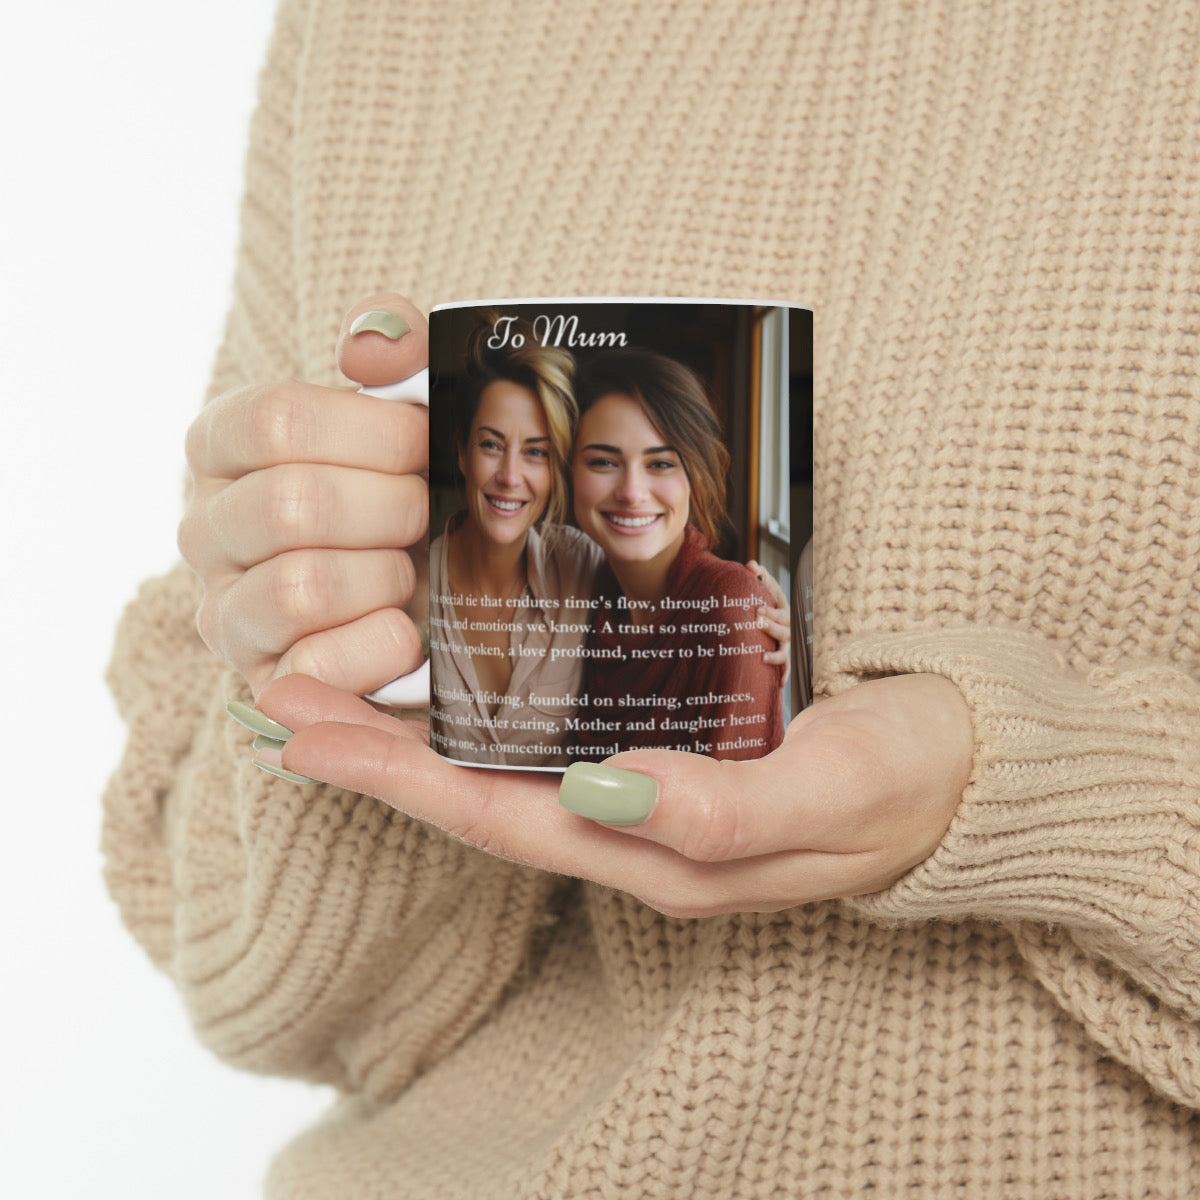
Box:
left=251, top=670, right=972, bottom=915
left=179, top=295, right=430, bottom=697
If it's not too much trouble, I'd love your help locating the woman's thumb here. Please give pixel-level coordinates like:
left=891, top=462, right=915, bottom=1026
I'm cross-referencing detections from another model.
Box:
left=336, top=293, right=429, bottom=388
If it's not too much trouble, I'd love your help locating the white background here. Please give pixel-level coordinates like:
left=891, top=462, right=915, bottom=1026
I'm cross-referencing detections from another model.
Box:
left=0, top=4, right=337, bottom=1196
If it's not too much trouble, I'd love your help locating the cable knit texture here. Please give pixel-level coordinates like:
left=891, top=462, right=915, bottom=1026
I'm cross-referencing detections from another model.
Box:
left=103, top=1, right=1200, bottom=1195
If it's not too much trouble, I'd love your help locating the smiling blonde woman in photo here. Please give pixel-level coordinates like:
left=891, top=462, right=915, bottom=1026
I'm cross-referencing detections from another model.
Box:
left=428, top=317, right=601, bottom=768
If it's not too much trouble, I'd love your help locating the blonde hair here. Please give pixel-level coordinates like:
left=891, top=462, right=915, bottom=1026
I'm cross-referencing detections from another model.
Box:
left=456, top=312, right=577, bottom=531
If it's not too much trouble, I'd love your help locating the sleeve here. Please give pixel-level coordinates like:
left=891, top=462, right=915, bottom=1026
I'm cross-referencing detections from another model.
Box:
left=101, top=0, right=559, bottom=1102
left=825, top=626, right=1200, bottom=1109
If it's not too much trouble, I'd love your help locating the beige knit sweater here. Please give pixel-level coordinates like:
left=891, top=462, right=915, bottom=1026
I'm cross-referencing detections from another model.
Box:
left=103, top=1, right=1200, bottom=1196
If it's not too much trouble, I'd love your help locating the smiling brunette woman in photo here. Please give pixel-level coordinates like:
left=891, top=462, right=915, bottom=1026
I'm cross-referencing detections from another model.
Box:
left=569, top=348, right=785, bottom=762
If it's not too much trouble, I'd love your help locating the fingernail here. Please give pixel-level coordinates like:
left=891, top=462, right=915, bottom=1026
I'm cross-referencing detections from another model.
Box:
left=559, top=763, right=658, bottom=825
left=226, top=701, right=293, bottom=741
left=253, top=734, right=288, bottom=753
left=350, top=309, right=411, bottom=339
left=253, top=759, right=319, bottom=786
left=418, top=621, right=430, bottom=658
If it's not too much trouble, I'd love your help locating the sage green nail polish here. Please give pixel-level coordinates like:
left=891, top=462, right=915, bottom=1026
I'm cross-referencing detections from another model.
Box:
left=559, top=763, right=658, bottom=825
left=253, top=759, right=319, bottom=786
left=349, top=309, right=411, bottom=339
left=253, top=734, right=288, bottom=753
left=226, top=701, right=292, bottom=741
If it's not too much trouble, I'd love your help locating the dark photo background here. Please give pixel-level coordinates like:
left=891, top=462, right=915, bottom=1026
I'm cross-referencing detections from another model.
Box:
left=429, top=300, right=801, bottom=568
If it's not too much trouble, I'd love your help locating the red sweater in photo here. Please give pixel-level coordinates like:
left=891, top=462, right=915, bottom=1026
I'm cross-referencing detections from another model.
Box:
left=572, top=527, right=785, bottom=762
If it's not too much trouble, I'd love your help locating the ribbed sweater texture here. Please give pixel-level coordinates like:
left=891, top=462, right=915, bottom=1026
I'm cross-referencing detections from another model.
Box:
left=103, top=1, right=1200, bottom=1196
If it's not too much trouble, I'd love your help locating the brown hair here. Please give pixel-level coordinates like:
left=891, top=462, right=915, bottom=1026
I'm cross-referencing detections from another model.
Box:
left=455, top=312, right=577, bottom=531
left=575, top=348, right=730, bottom=547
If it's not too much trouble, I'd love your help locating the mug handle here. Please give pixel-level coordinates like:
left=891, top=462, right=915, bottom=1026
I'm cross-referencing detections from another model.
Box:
left=361, top=369, right=432, bottom=707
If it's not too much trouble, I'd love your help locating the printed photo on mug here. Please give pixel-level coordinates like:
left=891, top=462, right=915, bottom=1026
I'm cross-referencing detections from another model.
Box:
left=425, top=298, right=813, bottom=771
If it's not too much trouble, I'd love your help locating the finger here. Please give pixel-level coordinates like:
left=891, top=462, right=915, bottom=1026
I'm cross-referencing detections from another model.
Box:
left=746, top=561, right=787, bottom=611
left=609, top=846, right=891, bottom=918
left=205, top=547, right=414, bottom=681
left=556, top=715, right=872, bottom=863
left=562, top=677, right=972, bottom=876
left=558, top=748, right=785, bottom=862
left=742, top=562, right=790, bottom=666
left=271, top=607, right=427, bottom=698
left=187, top=380, right=429, bottom=481
left=758, top=605, right=791, bottom=665
left=267, top=687, right=694, bottom=892
left=267, top=676, right=571, bottom=863
left=336, top=294, right=429, bottom=388
left=181, top=464, right=428, bottom=574
left=260, top=672, right=416, bottom=735
left=263, top=677, right=872, bottom=917
left=758, top=604, right=789, bottom=640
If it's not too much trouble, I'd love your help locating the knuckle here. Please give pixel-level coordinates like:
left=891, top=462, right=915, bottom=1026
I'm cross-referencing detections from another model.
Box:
left=455, top=820, right=509, bottom=862
left=194, top=597, right=220, bottom=654
left=200, top=582, right=276, bottom=689
left=261, top=464, right=327, bottom=544
left=382, top=403, right=427, bottom=476
left=391, top=550, right=417, bottom=603
left=452, top=784, right=500, bottom=853
left=176, top=500, right=221, bottom=569
left=176, top=507, right=200, bottom=565
left=678, top=791, right=745, bottom=864
left=183, top=412, right=207, bottom=471
left=394, top=477, right=429, bottom=546
left=281, top=631, right=340, bottom=684
left=245, top=384, right=311, bottom=463
left=371, top=605, right=421, bottom=663
left=267, top=551, right=336, bottom=632
left=450, top=782, right=529, bottom=867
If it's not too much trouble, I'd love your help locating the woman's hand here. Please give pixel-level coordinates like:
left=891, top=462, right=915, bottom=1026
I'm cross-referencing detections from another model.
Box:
left=746, top=560, right=791, bottom=673
left=179, top=295, right=430, bottom=698
left=254, top=672, right=973, bottom=916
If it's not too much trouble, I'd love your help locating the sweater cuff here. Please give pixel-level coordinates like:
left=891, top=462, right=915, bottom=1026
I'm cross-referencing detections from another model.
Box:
left=821, top=628, right=1200, bottom=937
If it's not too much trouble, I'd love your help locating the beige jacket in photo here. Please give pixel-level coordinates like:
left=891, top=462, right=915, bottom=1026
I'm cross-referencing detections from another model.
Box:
left=429, top=522, right=602, bottom=769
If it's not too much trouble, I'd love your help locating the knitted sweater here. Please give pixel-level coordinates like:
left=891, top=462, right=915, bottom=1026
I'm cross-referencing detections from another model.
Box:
left=103, top=2, right=1200, bottom=1196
